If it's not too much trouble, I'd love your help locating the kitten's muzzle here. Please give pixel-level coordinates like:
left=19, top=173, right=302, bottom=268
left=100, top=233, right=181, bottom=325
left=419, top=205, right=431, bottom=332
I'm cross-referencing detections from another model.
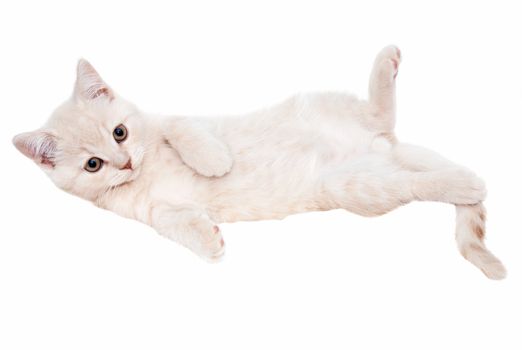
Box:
left=120, top=158, right=133, bottom=170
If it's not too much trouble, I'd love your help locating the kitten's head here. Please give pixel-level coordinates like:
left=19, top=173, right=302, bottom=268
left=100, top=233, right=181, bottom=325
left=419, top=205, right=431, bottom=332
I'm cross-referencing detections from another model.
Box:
left=13, top=60, right=148, bottom=201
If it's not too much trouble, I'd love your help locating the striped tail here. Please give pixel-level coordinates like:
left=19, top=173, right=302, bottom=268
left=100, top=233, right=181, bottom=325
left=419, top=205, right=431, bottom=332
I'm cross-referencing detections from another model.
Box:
left=455, top=203, right=506, bottom=279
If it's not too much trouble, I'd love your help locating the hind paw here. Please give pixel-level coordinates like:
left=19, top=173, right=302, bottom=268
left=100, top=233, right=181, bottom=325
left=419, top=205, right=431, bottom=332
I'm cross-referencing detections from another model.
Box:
left=375, top=45, right=401, bottom=80
left=432, top=169, right=487, bottom=205
left=412, top=169, right=487, bottom=205
left=442, top=169, right=487, bottom=205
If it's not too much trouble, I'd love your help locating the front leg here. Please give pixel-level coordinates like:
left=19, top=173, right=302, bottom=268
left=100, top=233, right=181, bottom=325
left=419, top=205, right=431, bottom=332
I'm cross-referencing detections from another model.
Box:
left=163, top=117, right=233, bottom=177
left=151, top=204, right=225, bottom=261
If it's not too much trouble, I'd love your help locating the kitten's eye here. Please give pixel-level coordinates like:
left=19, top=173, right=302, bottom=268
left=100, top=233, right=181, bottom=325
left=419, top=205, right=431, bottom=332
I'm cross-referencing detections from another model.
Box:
left=113, top=124, right=128, bottom=143
left=84, top=157, right=103, bottom=172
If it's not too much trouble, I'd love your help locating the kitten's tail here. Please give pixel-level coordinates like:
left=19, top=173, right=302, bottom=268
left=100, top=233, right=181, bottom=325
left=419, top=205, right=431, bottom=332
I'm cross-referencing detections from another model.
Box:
left=455, top=203, right=506, bottom=279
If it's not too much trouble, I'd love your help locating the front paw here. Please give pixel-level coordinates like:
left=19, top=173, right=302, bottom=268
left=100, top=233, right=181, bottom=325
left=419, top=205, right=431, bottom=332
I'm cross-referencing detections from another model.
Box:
left=203, top=225, right=226, bottom=262
left=191, top=143, right=233, bottom=177
left=192, top=223, right=226, bottom=262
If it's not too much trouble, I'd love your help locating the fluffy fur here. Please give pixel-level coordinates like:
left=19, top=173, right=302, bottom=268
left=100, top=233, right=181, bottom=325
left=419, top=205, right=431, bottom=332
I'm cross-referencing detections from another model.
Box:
left=13, top=46, right=506, bottom=279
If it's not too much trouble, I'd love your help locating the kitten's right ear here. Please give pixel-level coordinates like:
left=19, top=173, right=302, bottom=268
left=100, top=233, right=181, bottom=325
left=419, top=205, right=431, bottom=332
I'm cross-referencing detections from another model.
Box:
left=74, top=59, right=114, bottom=101
left=12, top=131, right=57, bottom=168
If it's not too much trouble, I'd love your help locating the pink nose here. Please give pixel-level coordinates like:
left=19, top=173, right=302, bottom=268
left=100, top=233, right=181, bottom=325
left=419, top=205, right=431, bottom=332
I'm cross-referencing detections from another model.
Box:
left=120, top=158, right=132, bottom=170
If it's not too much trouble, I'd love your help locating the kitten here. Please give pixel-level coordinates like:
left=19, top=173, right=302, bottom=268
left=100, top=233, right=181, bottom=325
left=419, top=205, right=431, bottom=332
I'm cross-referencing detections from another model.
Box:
left=13, top=46, right=506, bottom=279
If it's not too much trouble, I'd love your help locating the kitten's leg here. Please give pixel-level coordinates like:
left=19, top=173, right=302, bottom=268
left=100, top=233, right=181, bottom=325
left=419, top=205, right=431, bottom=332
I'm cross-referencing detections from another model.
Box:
left=320, top=156, right=485, bottom=217
left=368, top=45, right=401, bottom=130
left=150, top=204, right=225, bottom=261
left=163, top=118, right=233, bottom=177
left=392, top=143, right=465, bottom=172
left=391, top=143, right=487, bottom=205
left=392, top=144, right=506, bottom=279
left=320, top=169, right=415, bottom=217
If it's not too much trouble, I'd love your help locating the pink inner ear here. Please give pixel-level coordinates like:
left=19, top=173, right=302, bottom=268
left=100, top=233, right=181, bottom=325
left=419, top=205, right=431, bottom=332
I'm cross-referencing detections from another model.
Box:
left=92, top=87, right=110, bottom=99
left=13, top=132, right=57, bottom=168
left=40, top=154, right=55, bottom=167
left=76, top=59, right=114, bottom=101
left=89, top=86, right=114, bottom=101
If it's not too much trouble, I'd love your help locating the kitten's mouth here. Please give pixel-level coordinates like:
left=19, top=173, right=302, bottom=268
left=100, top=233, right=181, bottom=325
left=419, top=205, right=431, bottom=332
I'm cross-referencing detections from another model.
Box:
left=116, top=179, right=134, bottom=187
left=105, top=167, right=141, bottom=192
left=116, top=166, right=141, bottom=187
left=109, top=151, right=144, bottom=190
left=110, top=176, right=136, bottom=190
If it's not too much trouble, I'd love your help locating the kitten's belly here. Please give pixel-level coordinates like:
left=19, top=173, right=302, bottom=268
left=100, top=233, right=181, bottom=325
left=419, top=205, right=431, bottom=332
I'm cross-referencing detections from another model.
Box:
left=205, top=119, right=391, bottom=222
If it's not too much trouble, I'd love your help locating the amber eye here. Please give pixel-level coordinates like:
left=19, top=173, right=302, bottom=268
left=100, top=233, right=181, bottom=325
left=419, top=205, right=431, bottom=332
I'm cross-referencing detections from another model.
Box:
left=113, top=124, right=128, bottom=143
left=84, top=157, right=103, bottom=172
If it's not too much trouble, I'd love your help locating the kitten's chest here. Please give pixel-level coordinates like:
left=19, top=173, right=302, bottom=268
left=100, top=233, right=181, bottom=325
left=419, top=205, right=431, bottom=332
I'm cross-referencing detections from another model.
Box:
left=146, top=144, right=201, bottom=201
left=99, top=144, right=199, bottom=221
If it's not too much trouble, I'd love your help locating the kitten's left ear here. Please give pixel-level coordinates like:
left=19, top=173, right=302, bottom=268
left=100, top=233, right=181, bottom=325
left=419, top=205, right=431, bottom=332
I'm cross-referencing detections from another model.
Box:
left=74, top=59, right=114, bottom=101
left=13, top=131, right=58, bottom=168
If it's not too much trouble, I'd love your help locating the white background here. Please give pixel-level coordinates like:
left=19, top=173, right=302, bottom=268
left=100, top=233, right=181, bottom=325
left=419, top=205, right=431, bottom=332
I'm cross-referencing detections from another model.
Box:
left=1, top=1, right=521, bottom=349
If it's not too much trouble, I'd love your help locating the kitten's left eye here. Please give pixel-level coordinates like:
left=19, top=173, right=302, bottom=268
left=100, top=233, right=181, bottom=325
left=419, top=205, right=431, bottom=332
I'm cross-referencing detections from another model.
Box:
left=84, top=157, right=103, bottom=172
left=113, top=124, right=128, bottom=143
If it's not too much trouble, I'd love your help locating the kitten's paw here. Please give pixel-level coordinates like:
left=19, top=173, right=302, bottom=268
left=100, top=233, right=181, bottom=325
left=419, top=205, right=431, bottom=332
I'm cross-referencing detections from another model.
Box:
left=375, top=45, right=401, bottom=80
left=189, top=221, right=226, bottom=262
left=438, top=169, right=487, bottom=205
left=204, top=226, right=226, bottom=263
left=193, top=146, right=233, bottom=178
left=183, top=137, right=233, bottom=178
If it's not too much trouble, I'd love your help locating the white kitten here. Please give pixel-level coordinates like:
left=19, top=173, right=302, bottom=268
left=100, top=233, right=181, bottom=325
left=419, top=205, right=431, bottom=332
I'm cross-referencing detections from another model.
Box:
left=13, top=46, right=506, bottom=279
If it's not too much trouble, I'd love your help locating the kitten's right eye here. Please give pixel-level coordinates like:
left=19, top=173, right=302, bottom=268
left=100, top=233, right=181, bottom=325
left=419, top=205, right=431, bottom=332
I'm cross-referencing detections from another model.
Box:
left=113, top=124, right=128, bottom=143
left=84, top=157, right=103, bottom=172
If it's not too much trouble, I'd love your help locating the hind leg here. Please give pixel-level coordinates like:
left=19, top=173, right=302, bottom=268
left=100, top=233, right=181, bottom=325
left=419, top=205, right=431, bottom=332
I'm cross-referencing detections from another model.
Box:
left=320, top=166, right=415, bottom=217
left=392, top=143, right=467, bottom=172
left=320, top=154, right=485, bottom=217
left=392, top=143, right=487, bottom=204
left=368, top=45, right=401, bottom=130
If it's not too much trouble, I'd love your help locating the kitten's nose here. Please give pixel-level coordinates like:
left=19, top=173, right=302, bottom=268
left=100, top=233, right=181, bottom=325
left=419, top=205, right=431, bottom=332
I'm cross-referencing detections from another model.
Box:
left=120, top=158, right=133, bottom=170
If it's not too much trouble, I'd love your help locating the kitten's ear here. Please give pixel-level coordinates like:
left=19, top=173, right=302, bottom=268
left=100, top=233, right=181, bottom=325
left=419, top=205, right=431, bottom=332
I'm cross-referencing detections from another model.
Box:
left=74, top=59, right=114, bottom=101
left=13, top=131, right=58, bottom=168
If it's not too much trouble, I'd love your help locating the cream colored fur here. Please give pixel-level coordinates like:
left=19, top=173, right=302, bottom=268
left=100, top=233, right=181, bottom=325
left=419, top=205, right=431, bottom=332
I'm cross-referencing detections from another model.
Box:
left=13, top=46, right=506, bottom=279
